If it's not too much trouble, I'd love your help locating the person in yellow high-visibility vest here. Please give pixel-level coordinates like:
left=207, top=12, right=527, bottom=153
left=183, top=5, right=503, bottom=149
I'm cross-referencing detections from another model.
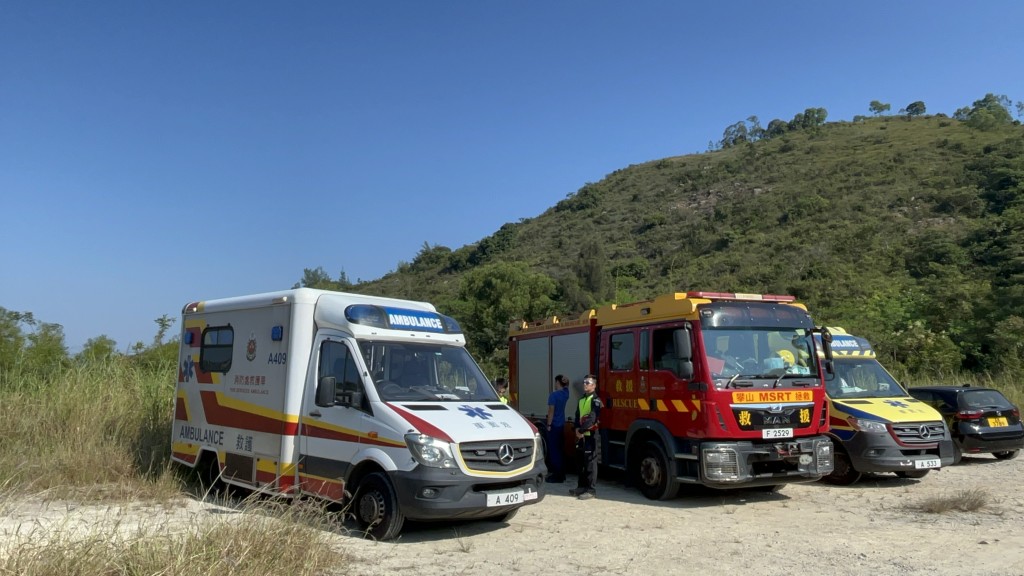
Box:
left=495, top=378, right=510, bottom=404
left=569, top=374, right=602, bottom=500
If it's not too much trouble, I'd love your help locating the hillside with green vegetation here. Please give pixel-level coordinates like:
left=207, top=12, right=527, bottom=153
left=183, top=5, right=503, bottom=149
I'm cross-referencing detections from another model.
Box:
left=318, top=95, right=1024, bottom=380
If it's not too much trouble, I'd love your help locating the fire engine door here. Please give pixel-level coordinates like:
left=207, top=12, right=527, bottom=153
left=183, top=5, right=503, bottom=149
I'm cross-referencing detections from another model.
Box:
left=299, top=336, right=368, bottom=499
left=605, top=329, right=644, bottom=417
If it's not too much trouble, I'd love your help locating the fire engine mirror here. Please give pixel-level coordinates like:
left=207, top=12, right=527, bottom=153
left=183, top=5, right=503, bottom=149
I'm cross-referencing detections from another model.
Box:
left=679, top=360, right=694, bottom=380
left=316, top=376, right=338, bottom=407
left=673, top=328, right=692, bottom=361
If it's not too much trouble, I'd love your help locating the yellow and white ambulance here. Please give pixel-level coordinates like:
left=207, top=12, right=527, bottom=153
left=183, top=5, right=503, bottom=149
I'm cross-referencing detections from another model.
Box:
left=820, top=328, right=953, bottom=484
left=171, top=288, right=545, bottom=539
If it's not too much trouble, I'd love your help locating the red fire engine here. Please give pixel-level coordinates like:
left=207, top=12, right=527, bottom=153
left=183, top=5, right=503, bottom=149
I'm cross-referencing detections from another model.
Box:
left=509, top=291, right=836, bottom=499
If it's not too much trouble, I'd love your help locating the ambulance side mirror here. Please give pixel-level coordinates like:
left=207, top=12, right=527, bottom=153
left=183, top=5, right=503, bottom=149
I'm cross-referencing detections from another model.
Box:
left=317, top=376, right=338, bottom=407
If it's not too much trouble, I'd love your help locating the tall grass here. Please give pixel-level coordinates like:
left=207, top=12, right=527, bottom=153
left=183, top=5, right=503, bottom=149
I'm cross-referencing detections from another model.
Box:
left=0, top=360, right=353, bottom=575
left=902, top=371, right=1024, bottom=406
left=0, top=358, right=178, bottom=496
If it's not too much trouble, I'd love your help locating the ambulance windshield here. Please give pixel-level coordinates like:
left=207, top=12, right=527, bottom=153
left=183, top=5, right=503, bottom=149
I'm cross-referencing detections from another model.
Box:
left=359, top=341, right=498, bottom=402
left=826, top=359, right=906, bottom=399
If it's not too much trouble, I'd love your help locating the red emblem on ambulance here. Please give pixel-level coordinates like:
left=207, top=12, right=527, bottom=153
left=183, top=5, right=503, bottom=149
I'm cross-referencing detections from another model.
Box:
left=246, top=333, right=257, bottom=361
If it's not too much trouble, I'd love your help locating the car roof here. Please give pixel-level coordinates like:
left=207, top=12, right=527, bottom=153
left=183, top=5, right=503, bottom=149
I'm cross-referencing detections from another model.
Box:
left=909, top=385, right=998, bottom=393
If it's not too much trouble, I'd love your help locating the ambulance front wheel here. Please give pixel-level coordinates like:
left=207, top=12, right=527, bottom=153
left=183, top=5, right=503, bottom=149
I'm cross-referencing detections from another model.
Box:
left=353, top=472, right=405, bottom=541
left=822, top=450, right=861, bottom=486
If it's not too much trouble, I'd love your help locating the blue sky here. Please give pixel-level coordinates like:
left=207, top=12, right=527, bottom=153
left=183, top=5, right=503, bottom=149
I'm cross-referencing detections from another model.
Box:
left=2, top=1, right=1023, bottom=352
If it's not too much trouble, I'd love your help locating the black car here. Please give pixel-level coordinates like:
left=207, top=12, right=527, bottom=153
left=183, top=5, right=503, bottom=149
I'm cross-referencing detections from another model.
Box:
left=907, top=385, right=1023, bottom=464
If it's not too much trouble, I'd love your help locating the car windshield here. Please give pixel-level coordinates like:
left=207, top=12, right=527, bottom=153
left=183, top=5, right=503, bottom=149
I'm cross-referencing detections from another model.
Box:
left=702, top=327, right=819, bottom=382
left=358, top=340, right=497, bottom=402
left=827, top=359, right=906, bottom=399
left=960, top=389, right=1014, bottom=409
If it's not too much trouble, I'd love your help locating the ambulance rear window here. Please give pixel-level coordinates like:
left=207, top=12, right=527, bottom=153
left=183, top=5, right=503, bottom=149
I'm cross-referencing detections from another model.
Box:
left=200, top=326, right=234, bottom=373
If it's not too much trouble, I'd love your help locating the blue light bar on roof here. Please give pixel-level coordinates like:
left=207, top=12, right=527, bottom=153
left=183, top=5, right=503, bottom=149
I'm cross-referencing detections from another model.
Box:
left=345, top=304, right=461, bottom=335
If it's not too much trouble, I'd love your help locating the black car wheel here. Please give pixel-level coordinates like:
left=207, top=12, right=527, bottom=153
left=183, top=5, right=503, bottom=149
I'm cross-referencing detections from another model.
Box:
left=353, top=472, right=405, bottom=541
left=993, top=450, right=1020, bottom=460
left=895, top=470, right=929, bottom=479
left=822, top=450, right=861, bottom=486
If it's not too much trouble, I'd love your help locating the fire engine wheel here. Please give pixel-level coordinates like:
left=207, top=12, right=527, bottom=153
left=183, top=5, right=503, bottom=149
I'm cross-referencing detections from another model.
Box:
left=354, top=472, right=405, bottom=541
left=822, top=450, right=861, bottom=486
left=634, top=441, right=675, bottom=501
left=993, top=450, right=1019, bottom=460
left=895, top=470, right=929, bottom=479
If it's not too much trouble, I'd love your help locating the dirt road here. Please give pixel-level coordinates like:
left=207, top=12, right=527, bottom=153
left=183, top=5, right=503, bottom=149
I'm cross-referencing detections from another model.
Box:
left=342, top=454, right=1024, bottom=576
left=3, top=455, right=1022, bottom=576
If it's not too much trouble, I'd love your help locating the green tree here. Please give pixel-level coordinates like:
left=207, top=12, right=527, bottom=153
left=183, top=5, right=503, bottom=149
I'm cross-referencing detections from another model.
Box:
left=0, top=307, right=28, bottom=371
left=960, top=93, right=1014, bottom=130
left=868, top=100, right=890, bottom=116
left=23, top=321, right=68, bottom=377
left=720, top=121, right=749, bottom=148
left=765, top=119, right=788, bottom=138
left=575, top=239, right=613, bottom=303
left=78, top=335, right=118, bottom=362
left=293, top=266, right=352, bottom=291
left=451, top=262, right=556, bottom=366
left=903, top=101, right=926, bottom=119
left=153, top=314, right=175, bottom=347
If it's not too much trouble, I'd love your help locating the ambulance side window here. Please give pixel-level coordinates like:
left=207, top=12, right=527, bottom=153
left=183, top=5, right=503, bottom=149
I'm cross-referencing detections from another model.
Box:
left=200, top=326, right=234, bottom=373
left=319, top=341, right=370, bottom=413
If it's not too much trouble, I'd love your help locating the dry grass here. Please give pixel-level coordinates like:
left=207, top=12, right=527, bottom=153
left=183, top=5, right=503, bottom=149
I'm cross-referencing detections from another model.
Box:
left=0, top=492, right=347, bottom=576
left=0, top=361, right=357, bottom=575
left=911, top=488, right=989, bottom=514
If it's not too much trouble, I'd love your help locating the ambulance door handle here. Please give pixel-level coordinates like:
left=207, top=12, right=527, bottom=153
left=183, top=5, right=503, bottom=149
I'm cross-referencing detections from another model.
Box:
left=309, top=410, right=322, bottom=418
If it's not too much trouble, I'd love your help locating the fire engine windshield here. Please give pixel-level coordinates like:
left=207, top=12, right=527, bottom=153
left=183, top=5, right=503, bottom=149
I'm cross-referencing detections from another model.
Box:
left=827, top=359, right=906, bottom=399
left=702, top=327, right=819, bottom=382
left=358, top=341, right=498, bottom=402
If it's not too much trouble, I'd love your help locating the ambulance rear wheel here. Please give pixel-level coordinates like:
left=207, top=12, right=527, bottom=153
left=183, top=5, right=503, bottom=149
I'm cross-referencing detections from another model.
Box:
left=197, top=454, right=223, bottom=494
left=353, top=472, right=405, bottom=541
left=822, top=450, right=861, bottom=486
left=634, top=441, right=675, bottom=500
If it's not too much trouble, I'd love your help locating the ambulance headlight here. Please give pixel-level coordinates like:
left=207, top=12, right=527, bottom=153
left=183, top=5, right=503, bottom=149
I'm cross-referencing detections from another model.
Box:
left=405, top=434, right=457, bottom=468
left=849, top=417, right=888, bottom=434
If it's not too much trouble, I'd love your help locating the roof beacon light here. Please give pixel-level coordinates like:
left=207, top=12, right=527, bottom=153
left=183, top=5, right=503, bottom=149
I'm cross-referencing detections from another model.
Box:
left=686, top=291, right=796, bottom=303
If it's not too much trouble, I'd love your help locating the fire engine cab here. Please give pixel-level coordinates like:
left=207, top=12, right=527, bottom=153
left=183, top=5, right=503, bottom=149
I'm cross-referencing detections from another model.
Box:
left=509, top=291, right=835, bottom=499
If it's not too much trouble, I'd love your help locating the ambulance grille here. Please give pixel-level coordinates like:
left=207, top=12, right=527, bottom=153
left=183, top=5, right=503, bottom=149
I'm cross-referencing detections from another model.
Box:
left=891, top=422, right=945, bottom=444
left=459, top=439, right=535, bottom=472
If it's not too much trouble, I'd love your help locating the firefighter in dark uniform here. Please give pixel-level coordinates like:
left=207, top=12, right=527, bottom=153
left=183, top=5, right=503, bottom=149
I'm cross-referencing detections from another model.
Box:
left=569, top=374, right=602, bottom=500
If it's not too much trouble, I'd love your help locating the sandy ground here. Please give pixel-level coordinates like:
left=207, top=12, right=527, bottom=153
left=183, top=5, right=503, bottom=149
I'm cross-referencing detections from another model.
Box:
left=3, top=454, right=1023, bottom=576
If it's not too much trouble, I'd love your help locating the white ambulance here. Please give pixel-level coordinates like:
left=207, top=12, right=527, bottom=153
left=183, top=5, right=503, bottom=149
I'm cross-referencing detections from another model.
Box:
left=171, top=288, right=545, bottom=540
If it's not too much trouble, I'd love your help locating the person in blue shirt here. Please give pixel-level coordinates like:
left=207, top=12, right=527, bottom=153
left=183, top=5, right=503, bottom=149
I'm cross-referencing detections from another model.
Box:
left=545, top=374, right=571, bottom=483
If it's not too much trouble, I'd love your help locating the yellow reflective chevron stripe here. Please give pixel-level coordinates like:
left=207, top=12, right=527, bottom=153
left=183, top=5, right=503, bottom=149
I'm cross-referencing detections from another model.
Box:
left=633, top=398, right=701, bottom=412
